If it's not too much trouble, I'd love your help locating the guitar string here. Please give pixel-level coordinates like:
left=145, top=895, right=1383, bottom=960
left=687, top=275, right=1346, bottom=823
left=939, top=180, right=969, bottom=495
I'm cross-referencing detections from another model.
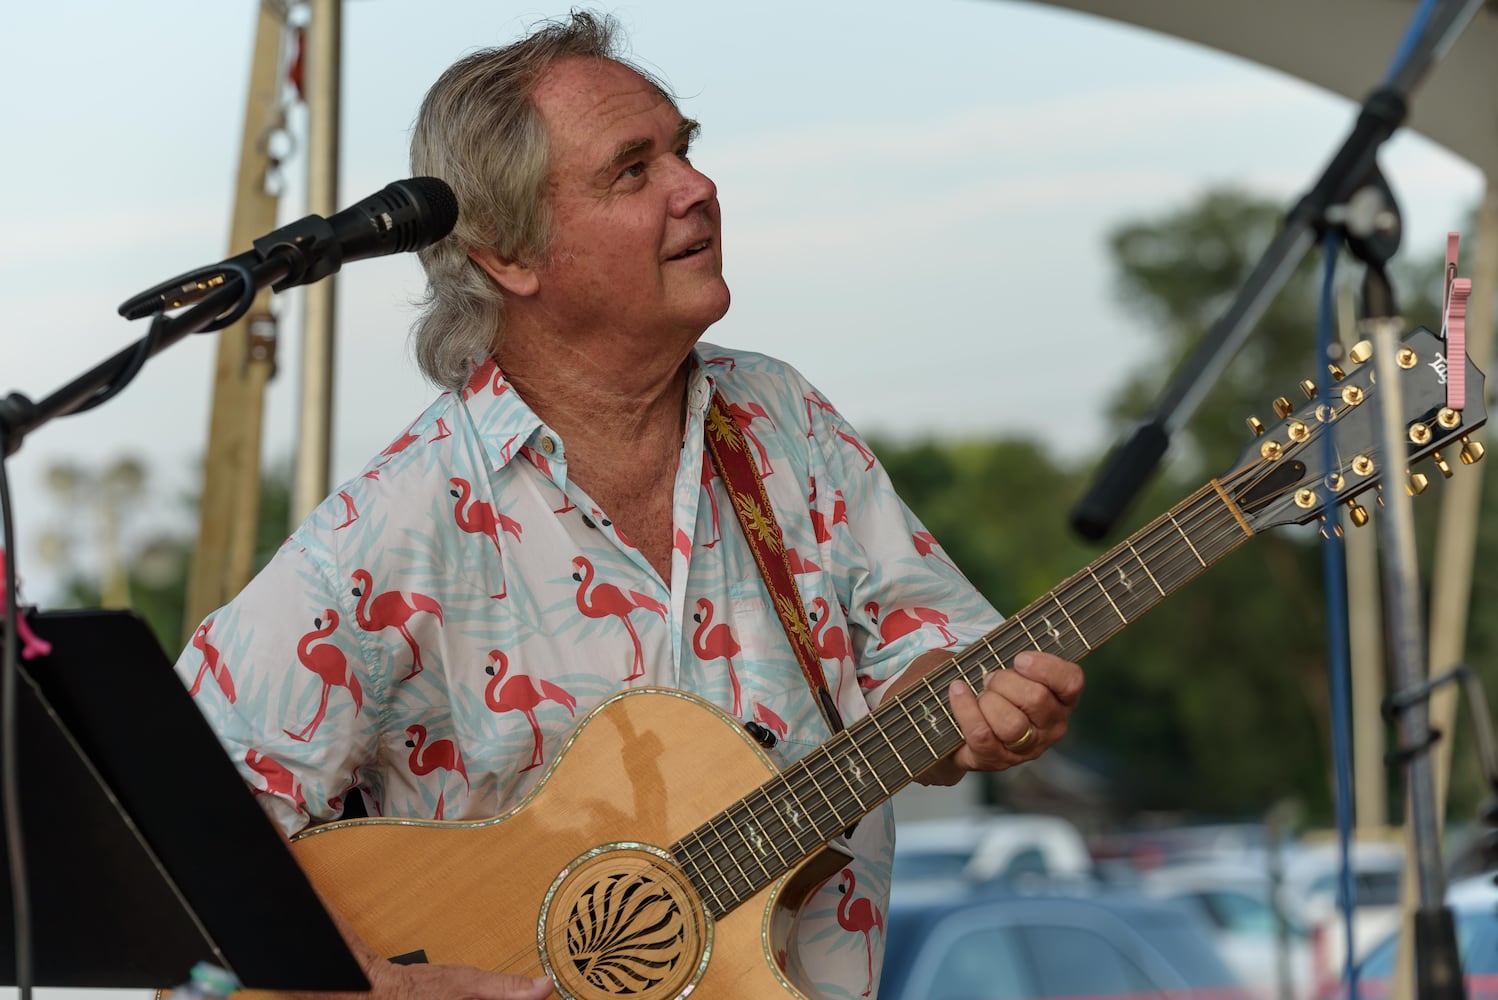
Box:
left=430, top=437, right=1352, bottom=976
left=670, top=464, right=1280, bottom=908
left=675, top=471, right=1269, bottom=905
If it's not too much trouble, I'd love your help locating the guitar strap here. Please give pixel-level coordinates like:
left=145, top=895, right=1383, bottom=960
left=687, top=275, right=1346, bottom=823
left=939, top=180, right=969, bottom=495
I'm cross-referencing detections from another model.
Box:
left=704, top=392, right=847, bottom=737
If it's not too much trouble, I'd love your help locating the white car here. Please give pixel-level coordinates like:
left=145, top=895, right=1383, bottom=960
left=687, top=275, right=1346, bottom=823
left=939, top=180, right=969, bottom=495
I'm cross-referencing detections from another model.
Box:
left=892, top=813, right=1095, bottom=888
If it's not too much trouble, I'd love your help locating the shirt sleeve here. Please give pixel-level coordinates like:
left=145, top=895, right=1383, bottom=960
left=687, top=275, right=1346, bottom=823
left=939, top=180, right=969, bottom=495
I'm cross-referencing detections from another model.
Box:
left=799, top=378, right=1004, bottom=707
left=172, top=516, right=382, bottom=835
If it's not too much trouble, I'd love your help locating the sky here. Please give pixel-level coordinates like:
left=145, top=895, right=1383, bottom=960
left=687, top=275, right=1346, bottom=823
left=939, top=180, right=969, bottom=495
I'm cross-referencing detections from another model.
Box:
left=1, top=0, right=1486, bottom=613
left=0, top=1, right=1489, bottom=995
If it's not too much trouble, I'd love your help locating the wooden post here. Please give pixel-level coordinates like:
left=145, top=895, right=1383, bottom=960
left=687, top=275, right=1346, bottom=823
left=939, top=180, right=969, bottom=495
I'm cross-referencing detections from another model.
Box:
left=181, top=4, right=290, bottom=641
left=293, top=0, right=342, bottom=522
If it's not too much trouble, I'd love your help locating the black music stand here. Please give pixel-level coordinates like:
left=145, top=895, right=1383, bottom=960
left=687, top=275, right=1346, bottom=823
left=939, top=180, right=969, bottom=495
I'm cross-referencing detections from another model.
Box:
left=0, top=608, right=369, bottom=991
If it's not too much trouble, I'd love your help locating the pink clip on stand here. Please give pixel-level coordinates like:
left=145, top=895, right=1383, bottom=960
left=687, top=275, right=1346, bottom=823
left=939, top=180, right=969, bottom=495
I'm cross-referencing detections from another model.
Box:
left=0, top=547, right=53, bottom=660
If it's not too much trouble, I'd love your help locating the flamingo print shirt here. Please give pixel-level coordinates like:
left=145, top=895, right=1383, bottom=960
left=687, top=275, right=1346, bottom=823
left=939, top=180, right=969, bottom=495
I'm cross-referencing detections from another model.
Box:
left=176, top=343, right=1001, bottom=1000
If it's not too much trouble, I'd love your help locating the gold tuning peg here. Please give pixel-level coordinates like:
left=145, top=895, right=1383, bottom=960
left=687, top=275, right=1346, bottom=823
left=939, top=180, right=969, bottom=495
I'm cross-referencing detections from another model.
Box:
left=1327, top=363, right=1346, bottom=382
left=1432, top=451, right=1453, bottom=479
left=1246, top=416, right=1266, bottom=437
left=1345, top=500, right=1369, bottom=527
left=1406, top=471, right=1430, bottom=496
left=1319, top=517, right=1345, bottom=540
left=1461, top=437, right=1486, bottom=465
left=1349, top=340, right=1373, bottom=365
left=1300, top=379, right=1317, bottom=399
left=1273, top=397, right=1294, bottom=419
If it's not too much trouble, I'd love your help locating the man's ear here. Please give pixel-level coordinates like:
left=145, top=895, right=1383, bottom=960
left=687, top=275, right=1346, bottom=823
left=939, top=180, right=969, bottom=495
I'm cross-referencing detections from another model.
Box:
left=468, top=246, right=540, bottom=297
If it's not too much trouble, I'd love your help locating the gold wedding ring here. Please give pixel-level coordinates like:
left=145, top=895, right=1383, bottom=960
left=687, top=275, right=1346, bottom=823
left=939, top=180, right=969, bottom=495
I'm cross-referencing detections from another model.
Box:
left=1003, top=725, right=1038, bottom=753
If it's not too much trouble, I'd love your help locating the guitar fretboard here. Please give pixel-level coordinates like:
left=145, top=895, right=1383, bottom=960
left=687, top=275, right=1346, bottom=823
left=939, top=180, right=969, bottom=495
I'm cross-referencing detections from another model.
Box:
left=668, top=478, right=1256, bottom=919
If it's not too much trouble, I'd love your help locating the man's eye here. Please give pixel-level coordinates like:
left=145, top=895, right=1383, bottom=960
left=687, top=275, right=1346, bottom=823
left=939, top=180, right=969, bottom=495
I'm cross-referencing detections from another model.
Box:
left=620, top=162, right=646, bottom=180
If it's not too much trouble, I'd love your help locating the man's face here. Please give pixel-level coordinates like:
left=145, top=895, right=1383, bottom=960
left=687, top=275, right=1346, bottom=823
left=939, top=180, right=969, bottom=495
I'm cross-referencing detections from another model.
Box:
left=528, top=57, right=729, bottom=346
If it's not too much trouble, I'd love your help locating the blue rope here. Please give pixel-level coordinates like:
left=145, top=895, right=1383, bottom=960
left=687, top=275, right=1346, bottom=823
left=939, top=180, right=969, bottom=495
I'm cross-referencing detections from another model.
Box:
left=1318, top=231, right=1360, bottom=995
left=1383, top=0, right=1442, bottom=83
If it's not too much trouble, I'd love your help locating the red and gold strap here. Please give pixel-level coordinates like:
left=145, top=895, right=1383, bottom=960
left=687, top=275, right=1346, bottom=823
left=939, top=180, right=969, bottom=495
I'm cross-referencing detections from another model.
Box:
left=704, top=392, right=845, bottom=736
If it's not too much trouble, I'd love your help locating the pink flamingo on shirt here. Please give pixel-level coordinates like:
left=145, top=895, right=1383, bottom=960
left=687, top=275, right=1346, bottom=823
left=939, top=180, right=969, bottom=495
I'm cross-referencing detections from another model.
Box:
left=810, top=597, right=853, bottom=701
left=808, top=477, right=848, bottom=544
left=692, top=597, right=742, bottom=716
left=283, top=610, right=362, bottom=742
left=864, top=600, right=957, bottom=650
left=570, top=556, right=667, bottom=681
left=726, top=400, right=775, bottom=476
left=350, top=569, right=444, bottom=681
left=404, top=724, right=469, bottom=819
left=189, top=621, right=236, bottom=703
left=484, top=649, right=577, bottom=772
left=912, top=531, right=960, bottom=572
left=245, top=749, right=305, bottom=810
left=700, top=460, right=723, bottom=548
left=837, top=868, right=885, bottom=997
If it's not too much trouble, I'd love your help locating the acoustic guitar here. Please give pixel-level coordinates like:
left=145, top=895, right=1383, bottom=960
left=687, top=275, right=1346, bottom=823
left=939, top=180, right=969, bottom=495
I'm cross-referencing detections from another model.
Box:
left=250, top=327, right=1486, bottom=1000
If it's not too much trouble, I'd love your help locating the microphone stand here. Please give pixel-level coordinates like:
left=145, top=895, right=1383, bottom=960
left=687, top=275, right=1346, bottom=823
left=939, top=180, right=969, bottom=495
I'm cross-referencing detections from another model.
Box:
left=0, top=252, right=288, bottom=1000
left=1069, top=0, right=1486, bottom=541
left=1348, top=197, right=1464, bottom=1000
left=0, top=255, right=293, bottom=458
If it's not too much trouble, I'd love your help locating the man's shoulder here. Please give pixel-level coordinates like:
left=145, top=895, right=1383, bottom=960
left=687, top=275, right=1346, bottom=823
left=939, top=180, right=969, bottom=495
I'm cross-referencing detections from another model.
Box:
left=696, top=343, right=817, bottom=395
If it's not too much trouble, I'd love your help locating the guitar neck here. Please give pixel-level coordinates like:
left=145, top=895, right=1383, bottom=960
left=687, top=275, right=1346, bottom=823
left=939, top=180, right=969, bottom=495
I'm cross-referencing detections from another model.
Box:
left=670, top=477, right=1256, bottom=917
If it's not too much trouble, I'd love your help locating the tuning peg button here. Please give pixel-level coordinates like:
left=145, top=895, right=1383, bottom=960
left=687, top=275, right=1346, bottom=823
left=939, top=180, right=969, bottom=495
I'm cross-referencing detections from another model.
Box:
left=1461, top=437, right=1486, bottom=465
left=1345, top=500, right=1369, bottom=527
left=1349, top=341, right=1373, bottom=365
left=1273, top=397, right=1294, bottom=419
left=1300, top=379, right=1317, bottom=399
left=1247, top=416, right=1266, bottom=437
left=1432, top=451, right=1453, bottom=479
left=1407, top=472, right=1430, bottom=496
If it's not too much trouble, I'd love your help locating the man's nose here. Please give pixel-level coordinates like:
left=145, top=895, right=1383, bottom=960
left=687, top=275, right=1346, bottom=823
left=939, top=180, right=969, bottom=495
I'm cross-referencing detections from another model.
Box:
left=667, top=158, right=717, bottom=216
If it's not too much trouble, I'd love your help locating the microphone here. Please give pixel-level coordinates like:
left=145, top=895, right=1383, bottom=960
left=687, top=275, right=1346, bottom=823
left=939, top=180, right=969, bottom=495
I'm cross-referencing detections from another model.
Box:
left=119, top=176, right=458, bottom=319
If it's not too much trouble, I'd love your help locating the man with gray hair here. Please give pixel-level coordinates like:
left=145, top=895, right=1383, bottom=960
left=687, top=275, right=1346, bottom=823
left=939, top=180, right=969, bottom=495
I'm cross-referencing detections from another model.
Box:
left=177, top=11, right=1083, bottom=999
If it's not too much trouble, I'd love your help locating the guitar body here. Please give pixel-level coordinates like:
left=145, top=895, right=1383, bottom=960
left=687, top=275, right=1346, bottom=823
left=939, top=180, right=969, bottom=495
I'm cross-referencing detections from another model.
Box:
left=240, top=689, right=848, bottom=1000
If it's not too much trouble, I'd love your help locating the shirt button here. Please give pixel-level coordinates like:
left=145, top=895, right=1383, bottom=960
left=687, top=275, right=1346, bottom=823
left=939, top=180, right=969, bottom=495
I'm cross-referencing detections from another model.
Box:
left=540, top=435, right=557, bottom=455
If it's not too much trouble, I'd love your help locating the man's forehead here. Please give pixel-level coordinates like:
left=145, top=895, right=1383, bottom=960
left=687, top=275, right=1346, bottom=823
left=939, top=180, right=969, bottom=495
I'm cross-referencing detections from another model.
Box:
left=533, top=57, right=675, bottom=133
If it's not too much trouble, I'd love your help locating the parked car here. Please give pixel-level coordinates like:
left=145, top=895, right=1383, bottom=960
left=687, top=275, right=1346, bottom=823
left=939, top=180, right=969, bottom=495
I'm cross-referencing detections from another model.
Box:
left=1278, top=839, right=1405, bottom=983
left=1141, top=860, right=1316, bottom=1000
left=1314, top=871, right=1498, bottom=1000
left=892, top=813, right=1095, bottom=889
left=879, top=881, right=1254, bottom=1000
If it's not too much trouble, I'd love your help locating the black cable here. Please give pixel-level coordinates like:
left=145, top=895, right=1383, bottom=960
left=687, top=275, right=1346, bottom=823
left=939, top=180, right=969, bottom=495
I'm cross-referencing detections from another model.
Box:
left=0, top=430, right=33, bottom=1000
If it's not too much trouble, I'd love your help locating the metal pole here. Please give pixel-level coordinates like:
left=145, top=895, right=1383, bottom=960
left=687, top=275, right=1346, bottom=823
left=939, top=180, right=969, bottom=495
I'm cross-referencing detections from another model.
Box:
left=293, top=0, right=342, bottom=520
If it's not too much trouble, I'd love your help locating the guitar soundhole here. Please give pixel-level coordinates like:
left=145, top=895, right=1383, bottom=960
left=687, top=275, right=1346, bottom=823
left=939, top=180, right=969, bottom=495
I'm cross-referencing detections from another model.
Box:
left=541, top=845, right=710, bottom=1000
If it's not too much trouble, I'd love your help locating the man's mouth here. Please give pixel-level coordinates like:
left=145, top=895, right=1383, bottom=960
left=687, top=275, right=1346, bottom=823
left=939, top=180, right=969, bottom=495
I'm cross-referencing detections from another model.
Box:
left=667, top=240, right=711, bottom=261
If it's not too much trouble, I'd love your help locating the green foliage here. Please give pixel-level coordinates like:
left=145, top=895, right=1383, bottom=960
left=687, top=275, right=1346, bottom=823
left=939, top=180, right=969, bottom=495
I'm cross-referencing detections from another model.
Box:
left=877, top=188, right=1491, bottom=826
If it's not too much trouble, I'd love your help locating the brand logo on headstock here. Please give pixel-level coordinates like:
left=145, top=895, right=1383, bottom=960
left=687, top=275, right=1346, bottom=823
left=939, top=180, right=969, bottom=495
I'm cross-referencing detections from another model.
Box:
left=1431, top=353, right=1450, bottom=385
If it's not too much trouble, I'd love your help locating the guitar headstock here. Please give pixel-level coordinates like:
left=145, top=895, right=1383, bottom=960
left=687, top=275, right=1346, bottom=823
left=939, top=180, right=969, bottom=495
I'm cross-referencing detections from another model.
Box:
left=1224, top=326, right=1487, bottom=533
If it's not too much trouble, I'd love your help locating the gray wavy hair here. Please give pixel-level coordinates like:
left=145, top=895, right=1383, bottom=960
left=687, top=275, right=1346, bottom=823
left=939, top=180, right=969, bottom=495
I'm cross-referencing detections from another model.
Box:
left=408, top=10, right=675, bottom=388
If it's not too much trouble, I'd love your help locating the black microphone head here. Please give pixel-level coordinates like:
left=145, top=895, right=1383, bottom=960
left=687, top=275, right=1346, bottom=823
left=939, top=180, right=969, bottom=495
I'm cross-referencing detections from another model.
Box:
left=333, top=176, right=459, bottom=263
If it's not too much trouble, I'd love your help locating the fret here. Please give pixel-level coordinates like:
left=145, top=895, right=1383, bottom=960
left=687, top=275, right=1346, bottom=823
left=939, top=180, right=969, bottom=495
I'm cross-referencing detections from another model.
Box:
left=975, top=635, right=1005, bottom=673
left=1167, top=512, right=1207, bottom=567
left=770, top=772, right=815, bottom=854
left=1094, top=548, right=1157, bottom=622
left=731, top=802, right=777, bottom=877
left=743, top=796, right=792, bottom=869
left=846, top=736, right=893, bottom=797
left=679, top=832, right=730, bottom=915
left=1012, top=614, right=1043, bottom=653
left=1049, top=592, right=1091, bottom=652
left=864, top=710, right=915, bottom=779
left=709, top=815, right=757, bottom=898
left=1086, top=566, right=1127, bottom=624
left=798, top=753, right=850, bottom=836
left=890, top=697, right=942, bottom=775
left=1125, top=541, right=1167, bottom=596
